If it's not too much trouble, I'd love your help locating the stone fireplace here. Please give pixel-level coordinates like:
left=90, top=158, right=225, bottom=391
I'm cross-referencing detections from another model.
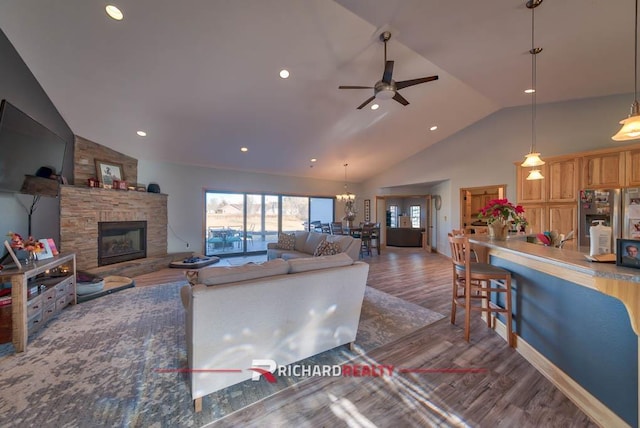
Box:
left=57, top=135, right=169, bottom=272
left=59, top=186, right=167, bottom=271
left=98, top=221, right=147, bottom=266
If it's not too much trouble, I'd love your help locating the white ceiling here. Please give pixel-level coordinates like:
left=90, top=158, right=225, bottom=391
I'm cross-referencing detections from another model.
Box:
left=0, top=0, right=634, bottom=183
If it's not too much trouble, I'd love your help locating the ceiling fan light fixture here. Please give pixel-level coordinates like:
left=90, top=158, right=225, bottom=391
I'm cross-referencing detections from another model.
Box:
left=613, top=0, right=640, bottom=141
left=526, top=169, right=544, bottom=180
left=375, top=89, right=395, bottom=100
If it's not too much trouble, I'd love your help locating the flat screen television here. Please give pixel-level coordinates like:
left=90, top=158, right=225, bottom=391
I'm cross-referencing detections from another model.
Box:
left=0, top=99, right=67, bottom=193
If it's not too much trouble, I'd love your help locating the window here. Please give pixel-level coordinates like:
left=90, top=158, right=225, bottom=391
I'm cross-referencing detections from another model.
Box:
left=389, top=205, right=398, bottom=228
left=204, top=191, right=334, bottom=256
left=410, top=205, right=421, bottom=228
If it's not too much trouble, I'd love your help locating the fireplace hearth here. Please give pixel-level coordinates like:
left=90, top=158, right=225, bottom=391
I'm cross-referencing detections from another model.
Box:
left=98, top=221, right=147, bottom=266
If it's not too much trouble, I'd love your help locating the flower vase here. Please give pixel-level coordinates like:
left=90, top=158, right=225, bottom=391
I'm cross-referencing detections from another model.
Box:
left=26, top=250, right=36, bottom=266
left=488, top=221, right=509, bottom=241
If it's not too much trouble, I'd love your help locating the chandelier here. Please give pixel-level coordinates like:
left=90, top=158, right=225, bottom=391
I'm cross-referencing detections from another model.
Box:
left=521, top=0, right=545, bottom=180
left=336, top=163, right=356, bottom=201
left=612, top=0, right=640, bottom=141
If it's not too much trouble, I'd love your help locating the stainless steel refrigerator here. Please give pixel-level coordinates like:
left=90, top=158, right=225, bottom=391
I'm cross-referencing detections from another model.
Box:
left=577, top=189, right=621, bottom=252
left=622, top=187, right=640, bottom=239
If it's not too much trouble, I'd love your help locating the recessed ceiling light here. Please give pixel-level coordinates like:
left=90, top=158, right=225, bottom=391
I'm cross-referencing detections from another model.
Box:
left=279, top=69, right=290, bottom=79
left=524, top=88, right=535, bottom=94
left=105, top=5, right=124, bottom=21
left=241, top=147, right=248, bottom=152
left=430, top=125, right=438, bottom=131
left=310, top=158, right=317, bottom=162
left=371, top=104, right=379, bottom=110
left=136, top=131, right=147, bottom=137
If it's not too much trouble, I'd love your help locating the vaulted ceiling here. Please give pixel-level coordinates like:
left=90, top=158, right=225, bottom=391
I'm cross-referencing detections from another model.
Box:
left=0, top=0, right=633, bottom=182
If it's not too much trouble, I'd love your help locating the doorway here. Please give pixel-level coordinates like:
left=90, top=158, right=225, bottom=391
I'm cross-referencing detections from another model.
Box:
left=459, top=185, right=506, bottom=233
left=375, top=194, right=432, bottom=252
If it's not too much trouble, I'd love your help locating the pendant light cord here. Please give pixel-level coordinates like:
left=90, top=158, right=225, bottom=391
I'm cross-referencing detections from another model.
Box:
left=635, top=0, right=638, bottom=102
left=531, top=5, right=537, bottom=154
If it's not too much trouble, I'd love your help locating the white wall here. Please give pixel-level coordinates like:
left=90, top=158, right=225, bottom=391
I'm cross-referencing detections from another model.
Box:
left=137, top=160, right=362, bottom=253
left=361, top=93, right=633, bottom=256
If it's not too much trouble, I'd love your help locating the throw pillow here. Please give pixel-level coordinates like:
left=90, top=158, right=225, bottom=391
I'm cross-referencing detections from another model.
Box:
left=276, top=232, right=296, bottom=250
left=314, top=240, right=342, bottom=256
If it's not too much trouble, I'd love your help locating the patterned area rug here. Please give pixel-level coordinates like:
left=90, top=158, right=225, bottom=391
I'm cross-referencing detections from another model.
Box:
left=0, top=281, right=443, bottom=427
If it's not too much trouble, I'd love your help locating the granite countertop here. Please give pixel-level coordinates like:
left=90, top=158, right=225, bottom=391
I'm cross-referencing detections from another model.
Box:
left=468, top=235, right=640, bottom=283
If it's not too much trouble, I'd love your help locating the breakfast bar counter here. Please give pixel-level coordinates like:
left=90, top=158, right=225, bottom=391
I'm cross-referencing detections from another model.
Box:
left=468, top=236, right=639, bottom=427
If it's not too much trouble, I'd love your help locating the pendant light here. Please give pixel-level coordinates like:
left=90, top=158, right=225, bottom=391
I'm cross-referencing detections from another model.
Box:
left=612, top=0, right=640, bottom=141
left=336, top=163, right=356, bottom=201
left=522, top=0, right=545, bottom=180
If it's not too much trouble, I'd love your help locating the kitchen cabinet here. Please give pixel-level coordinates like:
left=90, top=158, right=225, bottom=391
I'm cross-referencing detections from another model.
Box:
left=547, top=204, right=577, bottom=247
left=520, top=204, right=546, bottom=235
left=581, top=152, right=624, bottom=189
left=548, top=158, right=579, bottom=202
left=624, top=148, right=640, bottom=187
left=516, top=164, right=546, bottom=203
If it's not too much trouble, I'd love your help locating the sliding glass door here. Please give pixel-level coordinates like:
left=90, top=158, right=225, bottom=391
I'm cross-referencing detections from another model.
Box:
left=204, top=191, right=333, bottom=257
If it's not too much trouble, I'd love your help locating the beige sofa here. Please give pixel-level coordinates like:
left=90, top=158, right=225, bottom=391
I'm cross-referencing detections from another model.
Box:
left=266, top=230, right=361, bottom=260
left=180, top=253, right=370, bottom=411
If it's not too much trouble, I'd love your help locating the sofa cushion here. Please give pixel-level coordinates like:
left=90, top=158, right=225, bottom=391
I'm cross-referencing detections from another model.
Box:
left=275, top=232, right=296, bottom=250
left=189, top=259, right=290, bottom=286
left=293, top=231, right=309, bottom=251
left=302, top=231, right=327, bottom=254
left=326, top=234, right=353, bottom=247
left=288, top=252, right=354, bottom=273
left=313, top=240, right=342, bottom=256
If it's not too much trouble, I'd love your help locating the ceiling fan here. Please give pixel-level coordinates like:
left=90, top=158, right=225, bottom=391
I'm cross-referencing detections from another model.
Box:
left=339, top=31, right=439, bottom=109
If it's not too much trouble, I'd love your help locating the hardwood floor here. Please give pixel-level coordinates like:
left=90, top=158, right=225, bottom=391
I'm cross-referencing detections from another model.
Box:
left=133, top=248, right=597, bottom=427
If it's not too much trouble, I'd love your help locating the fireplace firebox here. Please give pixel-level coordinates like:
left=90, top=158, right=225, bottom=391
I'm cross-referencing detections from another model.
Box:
left=98, top=221, right=147, bottom=266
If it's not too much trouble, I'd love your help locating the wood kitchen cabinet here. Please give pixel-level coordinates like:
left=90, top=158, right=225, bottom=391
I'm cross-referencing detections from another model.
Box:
left=547, top=203, right=577, bottom=239
left=516, top=164, right=546, bottom=203
left=520, top=204, right=546, bottom=235
left=581, top=152, right=624, bottom=189
left=624, top=148, right=640, bottom=187
left=547, top=158, right=579, bottom=202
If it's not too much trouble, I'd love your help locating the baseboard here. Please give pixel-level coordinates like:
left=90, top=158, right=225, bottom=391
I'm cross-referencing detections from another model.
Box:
left=491, top=316, right=630, bottom=428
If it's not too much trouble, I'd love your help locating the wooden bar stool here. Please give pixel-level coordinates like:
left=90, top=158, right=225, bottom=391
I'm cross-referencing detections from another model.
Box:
left=448, top=234, right=514, bottom=347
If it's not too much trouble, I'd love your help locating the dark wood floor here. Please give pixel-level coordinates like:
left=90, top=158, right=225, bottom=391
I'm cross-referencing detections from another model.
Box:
left=134, top=248, right=598, bottom=428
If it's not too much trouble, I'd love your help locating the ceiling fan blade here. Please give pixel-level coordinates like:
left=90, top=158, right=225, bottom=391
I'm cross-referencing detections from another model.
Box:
left=395, top=75, right=439, bottom=90
left=339, top=85, right=373, bottom=89
left=392, top=92, right=409, bottom=106
left=382, top=60, right=394, bottom=84
left=356, top=96, right=376, bottom=110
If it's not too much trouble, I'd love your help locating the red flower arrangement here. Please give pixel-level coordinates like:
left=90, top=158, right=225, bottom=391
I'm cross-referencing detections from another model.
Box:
left=7, top=232, right=44, bottom=253
left=477, top=198, right=527, bottom=228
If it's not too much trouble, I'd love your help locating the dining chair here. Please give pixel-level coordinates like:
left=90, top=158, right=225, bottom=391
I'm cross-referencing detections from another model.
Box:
left=448, top=234, right=514, bottom=347
left=330, top=222, right=344, bottom=235
left=359, top=225, right=373, bottom=257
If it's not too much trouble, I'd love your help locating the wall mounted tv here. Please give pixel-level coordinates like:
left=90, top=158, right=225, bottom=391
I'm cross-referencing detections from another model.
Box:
left=0, top=99, right=67, bottom=193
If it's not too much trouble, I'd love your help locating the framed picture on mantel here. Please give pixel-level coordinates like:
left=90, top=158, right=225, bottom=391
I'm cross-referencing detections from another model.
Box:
left=95, top=159, right=124, bottom=188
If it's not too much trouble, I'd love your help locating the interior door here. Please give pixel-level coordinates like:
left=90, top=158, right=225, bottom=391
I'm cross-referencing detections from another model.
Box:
left=424, top=195, right=432, bottom=252
left=375, top=196, right=386, bottom=247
